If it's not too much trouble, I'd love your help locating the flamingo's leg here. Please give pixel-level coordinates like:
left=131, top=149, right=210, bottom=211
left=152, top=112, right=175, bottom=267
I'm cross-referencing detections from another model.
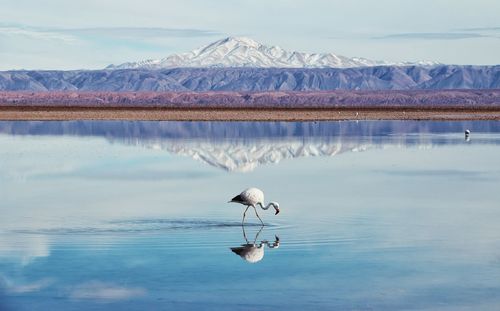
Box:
left=242, top=223, right=249, bottom=243
left=242, top=206, right=250, bottom=226
left=254, top=225, right=264, bottom=243
left=253, top=206, right=264, bottom=225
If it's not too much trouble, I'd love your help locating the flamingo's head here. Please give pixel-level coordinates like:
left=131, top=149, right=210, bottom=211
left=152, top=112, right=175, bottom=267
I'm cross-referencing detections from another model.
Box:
left=271, top=202, right=280, bottom=215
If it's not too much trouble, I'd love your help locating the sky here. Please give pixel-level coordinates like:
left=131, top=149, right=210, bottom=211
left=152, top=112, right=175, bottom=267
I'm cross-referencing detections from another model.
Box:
left=1, top=0, right=499, bottom=70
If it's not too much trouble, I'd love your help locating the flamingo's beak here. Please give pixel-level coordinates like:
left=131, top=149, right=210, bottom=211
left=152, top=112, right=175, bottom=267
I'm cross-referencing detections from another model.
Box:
left=275, top=208, right=280, bottom=215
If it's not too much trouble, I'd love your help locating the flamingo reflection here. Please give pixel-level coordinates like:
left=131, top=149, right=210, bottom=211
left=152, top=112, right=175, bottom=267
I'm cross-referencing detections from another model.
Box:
left=230, top=225, right=280, bottom=263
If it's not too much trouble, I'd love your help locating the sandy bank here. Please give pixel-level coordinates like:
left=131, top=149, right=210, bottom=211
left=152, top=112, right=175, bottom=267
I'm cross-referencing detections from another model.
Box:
left=1, top=107, right=500, bottom=121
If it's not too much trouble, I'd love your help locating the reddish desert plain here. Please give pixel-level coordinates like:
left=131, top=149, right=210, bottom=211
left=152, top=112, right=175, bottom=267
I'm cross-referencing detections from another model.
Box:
left=1, top=90, right=500, bottom=121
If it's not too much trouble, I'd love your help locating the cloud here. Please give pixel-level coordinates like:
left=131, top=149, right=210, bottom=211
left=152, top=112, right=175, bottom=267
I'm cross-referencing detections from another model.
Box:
left=0, top=234, right=50, bottom=266
left=457, top=27, right=500, bottom=32
left=69, top=281, right=146, bottom=300
left=0, top=24, right=221, bottom=44
left=373, top=32, right=490, bottom=40
left=68, top=169, right=213, bottom=181
left=0, top=26, right=77, bottom=42
left=372, top=169, right=496, bottom=181
left=64, top=27, right=221, bottom=39
left=1, top=276, right=54, bottom=294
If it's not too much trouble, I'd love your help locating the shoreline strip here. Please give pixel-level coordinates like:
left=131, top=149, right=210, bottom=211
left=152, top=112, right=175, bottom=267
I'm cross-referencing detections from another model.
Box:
left=1, top=107, right=500, bottom=121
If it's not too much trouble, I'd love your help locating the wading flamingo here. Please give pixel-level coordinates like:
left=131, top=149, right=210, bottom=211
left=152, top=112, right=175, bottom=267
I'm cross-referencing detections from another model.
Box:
left=229, top=187, right=280, bottom=225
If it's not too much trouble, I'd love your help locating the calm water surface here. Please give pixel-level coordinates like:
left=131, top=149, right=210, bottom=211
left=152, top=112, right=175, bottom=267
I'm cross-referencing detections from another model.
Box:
left=1, top=121, right=500, bottom=310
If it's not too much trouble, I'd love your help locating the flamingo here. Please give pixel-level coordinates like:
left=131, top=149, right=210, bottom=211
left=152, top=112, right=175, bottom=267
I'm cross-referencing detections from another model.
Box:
left=229, top=187, right=280, bottom=225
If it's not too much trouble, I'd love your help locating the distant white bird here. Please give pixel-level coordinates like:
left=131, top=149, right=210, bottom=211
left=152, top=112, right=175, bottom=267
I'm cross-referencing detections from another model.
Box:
left=465, top=129, right=471, bottom=141
left=229, top=187, right=280, bottom=225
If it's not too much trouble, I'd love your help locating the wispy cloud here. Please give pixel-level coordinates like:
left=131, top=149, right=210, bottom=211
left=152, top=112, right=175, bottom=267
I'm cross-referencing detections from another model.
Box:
left=372, top=169, right=495, bottom=181
left=373, top=32, right=490, bottom=40
left=0, top=24, right=221, bottom=43
left=69, top=281, right=146, bottom=300
left=0, top=26, right=77, bottom=42
left=1, top=276, right=54, bottom=294
left=0, top=234, right=50, bottom=266
left=457, top=26, right=500, bottom=32
left=64, top=27, right=221, bottom=39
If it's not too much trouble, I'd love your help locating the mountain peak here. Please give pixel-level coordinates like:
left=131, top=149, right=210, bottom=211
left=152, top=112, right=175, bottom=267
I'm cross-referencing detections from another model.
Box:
left=192, top=36, right=263, bottom=56
left=220, top=36, right=261, bottom=47
left=107, top=37, right=439, bottom=70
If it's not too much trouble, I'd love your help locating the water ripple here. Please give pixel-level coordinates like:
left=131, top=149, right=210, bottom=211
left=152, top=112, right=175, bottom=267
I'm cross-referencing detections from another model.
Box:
left=9, top=219, right=283, bottom=235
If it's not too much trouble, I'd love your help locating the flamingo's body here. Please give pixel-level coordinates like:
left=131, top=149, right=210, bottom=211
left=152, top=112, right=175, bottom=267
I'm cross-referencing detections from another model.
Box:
left=229, top=187, right=280, bottom=225
left=230, top=187, right=265, bottom=207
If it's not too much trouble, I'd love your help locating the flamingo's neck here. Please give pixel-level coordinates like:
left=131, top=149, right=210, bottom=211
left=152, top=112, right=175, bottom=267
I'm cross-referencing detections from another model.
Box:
left=257, top=202, right=275, bottom=210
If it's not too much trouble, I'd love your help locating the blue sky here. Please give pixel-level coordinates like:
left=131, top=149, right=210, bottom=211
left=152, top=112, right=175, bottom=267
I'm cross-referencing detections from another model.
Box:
left=1, top=0, right=499, bottom=70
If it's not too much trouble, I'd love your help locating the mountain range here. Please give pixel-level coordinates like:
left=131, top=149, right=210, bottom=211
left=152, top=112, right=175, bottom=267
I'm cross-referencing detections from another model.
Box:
left=1, top=66, right=499, bottom=91
left=107, top=36, right=438, bottom=69
left=0, top=37, right=498, bottom=92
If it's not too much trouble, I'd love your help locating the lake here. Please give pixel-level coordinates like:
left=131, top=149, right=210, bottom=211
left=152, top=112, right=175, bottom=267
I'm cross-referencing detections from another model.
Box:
left=1, top=120, right=500, bottom=310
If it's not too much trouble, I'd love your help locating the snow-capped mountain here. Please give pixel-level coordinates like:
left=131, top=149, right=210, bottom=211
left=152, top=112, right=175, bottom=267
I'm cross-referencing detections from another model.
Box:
left=107, top=36, right=438, bottom=70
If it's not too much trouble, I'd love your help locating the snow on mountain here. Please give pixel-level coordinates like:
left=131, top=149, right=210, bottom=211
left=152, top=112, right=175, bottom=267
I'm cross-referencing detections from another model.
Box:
left=107, top=37, right=438, bottom=70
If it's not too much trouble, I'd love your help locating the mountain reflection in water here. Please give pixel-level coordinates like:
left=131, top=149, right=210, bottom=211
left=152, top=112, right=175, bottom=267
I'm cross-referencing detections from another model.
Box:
left=0, top=121, right=499, bottom=172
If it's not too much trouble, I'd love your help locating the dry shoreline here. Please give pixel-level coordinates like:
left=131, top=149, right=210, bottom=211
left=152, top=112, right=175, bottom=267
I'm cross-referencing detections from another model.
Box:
left=1, top=106, right=500, bottom=121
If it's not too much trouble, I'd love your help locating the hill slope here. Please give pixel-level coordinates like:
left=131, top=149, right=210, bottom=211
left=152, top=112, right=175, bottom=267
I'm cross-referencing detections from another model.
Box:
left=0, top=66, right=499, bottom=92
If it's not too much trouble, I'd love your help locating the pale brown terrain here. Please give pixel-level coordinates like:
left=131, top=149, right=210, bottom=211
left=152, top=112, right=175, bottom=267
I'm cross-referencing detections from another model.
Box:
left=1, top=90, right=499, bottom=120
